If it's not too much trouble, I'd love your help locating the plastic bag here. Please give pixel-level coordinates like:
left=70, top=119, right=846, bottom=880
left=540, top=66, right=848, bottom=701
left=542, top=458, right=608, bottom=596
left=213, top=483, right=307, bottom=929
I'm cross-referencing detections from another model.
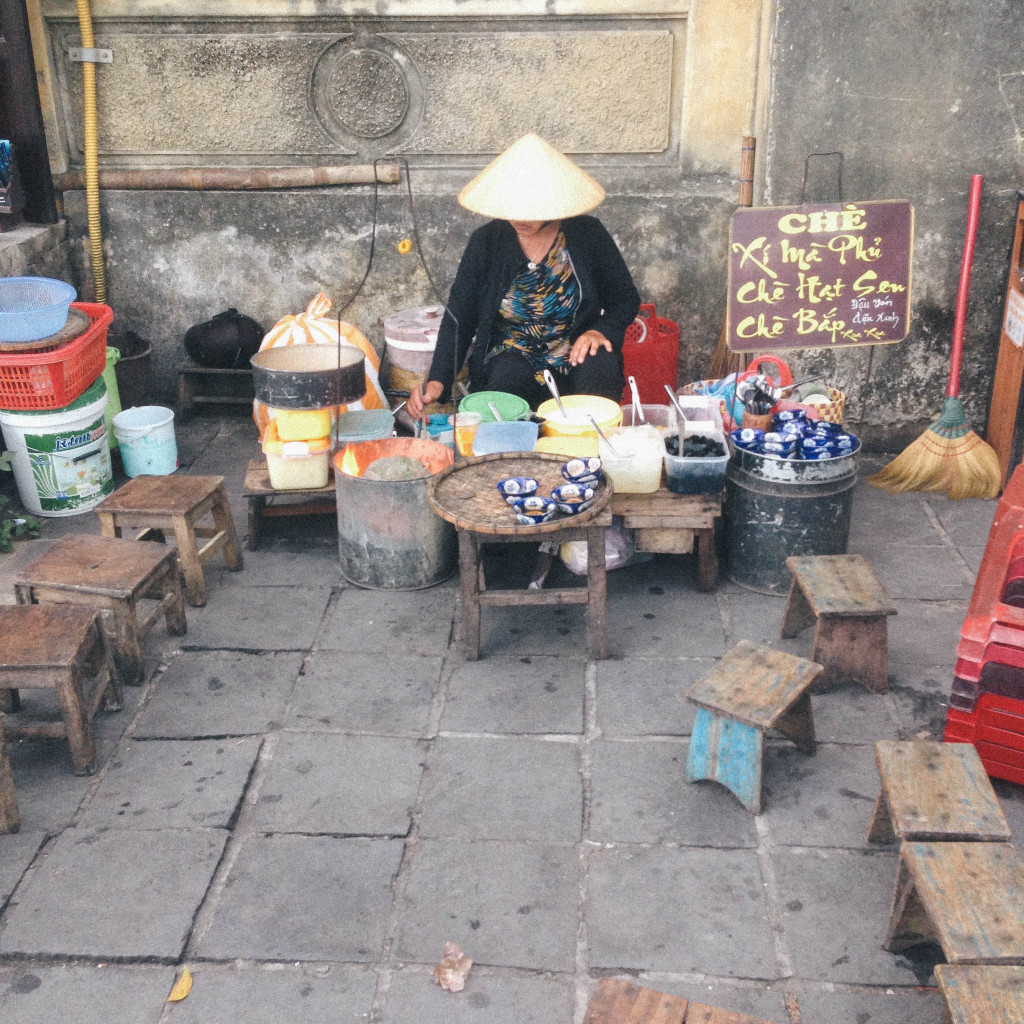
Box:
left=559, top=516, right=649, bottom=576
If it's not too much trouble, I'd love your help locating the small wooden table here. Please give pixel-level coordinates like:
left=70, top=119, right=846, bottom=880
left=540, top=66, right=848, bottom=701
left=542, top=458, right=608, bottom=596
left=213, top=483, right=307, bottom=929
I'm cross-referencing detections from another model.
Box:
left=780, top=554, right=897, bottom=693
left=868, top=740, right=1011, bottom=845
left=609, top=486, right=722, bottom=591
left=96, top=474, right=243, bottom=606
left=176, top=367, right=255, bottom=421
left=685, top=639, right=822, bottom=813
left=583, top=978, right=773, bottom=1024
left=935, top=964, right=1024, bottom=1023
left=885, top=842, right=1024, bottom=964
left=242, top=457, right=336, bottom=551
left=14, top=533, right=187, bottom=685
left=0, top=604, right=122, bottom=775
left=429, top=452, right=612, bottom=661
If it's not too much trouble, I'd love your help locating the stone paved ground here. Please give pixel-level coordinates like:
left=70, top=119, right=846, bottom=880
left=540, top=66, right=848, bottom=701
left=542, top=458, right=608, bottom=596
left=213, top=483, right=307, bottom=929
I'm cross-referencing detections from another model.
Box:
left=0, top=412, right=1019, bottom=1023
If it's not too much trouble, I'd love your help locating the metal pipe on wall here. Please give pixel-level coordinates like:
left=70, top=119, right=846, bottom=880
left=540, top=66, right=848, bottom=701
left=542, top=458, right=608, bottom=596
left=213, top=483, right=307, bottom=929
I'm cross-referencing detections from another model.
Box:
left=53, top=164, right=400, bottom=191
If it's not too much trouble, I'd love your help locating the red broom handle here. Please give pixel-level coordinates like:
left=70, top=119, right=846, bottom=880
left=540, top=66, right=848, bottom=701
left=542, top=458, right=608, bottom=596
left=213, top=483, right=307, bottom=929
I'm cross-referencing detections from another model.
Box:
left=948, top=174, right=983, bottom=398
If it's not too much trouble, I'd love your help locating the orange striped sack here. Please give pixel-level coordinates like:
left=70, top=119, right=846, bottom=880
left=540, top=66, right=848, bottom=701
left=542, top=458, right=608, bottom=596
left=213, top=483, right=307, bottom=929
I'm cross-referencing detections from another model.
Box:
left=252, top=293, right=387, bottom=434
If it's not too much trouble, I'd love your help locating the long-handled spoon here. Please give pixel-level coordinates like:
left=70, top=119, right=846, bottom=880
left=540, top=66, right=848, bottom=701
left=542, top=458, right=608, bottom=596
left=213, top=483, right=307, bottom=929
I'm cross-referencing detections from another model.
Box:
left=542, top=368, right=569, bottom=420
left=588, top=414, right=619, bottom=455
left=664, top=384, right=689, bottom=422
left=488, top=401, right=503, bottom=422
left=628, top=375, right=645, bottom=424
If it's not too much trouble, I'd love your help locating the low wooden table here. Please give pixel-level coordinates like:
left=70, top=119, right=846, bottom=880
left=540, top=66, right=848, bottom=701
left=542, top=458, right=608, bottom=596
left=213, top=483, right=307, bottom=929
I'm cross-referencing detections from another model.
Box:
left=935, top=964, right=1024, bottom=1023
left=685, top=639, right=822, bottom=813
left=96, top=474, right=243, bottom=606
left=0, top=604, right=122, bottom=775
left=608, top=486, right=722, bottom=591
left=429, top=452, right=613, bottom=661
left=583, top=978, right=773, bottom=1024
left=868, top=740, right=1011, bottom=845
left=176, top=367, right=255, bottom=421
left=243, top=457, right=336, bottom=551
left=885, top=842, right=1024, bottom=964
left=780, top=554, right=897, bottom=693
left=14, top=533, right=187, bottom=685
left=0, top=719, right=18, bottom=833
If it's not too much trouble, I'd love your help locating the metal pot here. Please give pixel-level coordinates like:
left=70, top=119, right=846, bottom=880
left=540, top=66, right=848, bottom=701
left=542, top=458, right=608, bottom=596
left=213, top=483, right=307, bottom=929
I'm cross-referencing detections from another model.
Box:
left=250, top=344, right=365, bottom=409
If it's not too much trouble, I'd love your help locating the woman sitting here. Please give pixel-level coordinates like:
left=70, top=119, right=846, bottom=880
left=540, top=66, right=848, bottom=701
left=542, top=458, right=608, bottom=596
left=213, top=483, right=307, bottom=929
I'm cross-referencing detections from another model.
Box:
left=407, top=133, right=641, bottom=419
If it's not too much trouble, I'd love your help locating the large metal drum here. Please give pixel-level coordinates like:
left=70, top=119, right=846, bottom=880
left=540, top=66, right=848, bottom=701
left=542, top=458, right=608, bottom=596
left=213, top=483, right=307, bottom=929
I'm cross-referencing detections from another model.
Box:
left=251, top=344, right=365, bottom=409
left=725, top=443, right=859, bottom=594
left=334, top=438, right=456, bottom=590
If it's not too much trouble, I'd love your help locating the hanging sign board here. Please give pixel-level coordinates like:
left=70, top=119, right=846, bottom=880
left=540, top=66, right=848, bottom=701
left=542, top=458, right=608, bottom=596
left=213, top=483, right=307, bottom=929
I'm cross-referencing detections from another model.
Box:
left=727, top=200, right=914, bottom=352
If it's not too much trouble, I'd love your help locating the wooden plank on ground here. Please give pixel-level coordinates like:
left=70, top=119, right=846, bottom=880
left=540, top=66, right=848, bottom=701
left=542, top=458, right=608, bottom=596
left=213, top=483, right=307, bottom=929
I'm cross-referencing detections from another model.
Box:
left=935, top=964, right=1024, bottom=1023
left=583, top=979, right=687, bottom=1024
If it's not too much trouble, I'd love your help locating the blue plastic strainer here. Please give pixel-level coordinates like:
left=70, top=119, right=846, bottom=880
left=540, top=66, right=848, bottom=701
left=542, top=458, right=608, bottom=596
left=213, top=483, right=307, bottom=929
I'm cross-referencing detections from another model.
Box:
left=0, top=277, right=77, bottom=343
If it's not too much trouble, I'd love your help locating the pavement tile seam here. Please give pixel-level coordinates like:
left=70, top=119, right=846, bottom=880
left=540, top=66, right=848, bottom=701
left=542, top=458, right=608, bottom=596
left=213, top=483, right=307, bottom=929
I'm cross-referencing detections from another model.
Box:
left=0, top=834, right=57, bottom=922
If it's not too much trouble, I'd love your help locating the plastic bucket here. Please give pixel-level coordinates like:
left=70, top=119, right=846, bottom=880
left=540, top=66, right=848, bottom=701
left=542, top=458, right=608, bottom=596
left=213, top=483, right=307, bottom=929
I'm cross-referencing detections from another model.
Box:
left=0, top=375, right=113, bottom=516
left=458, top=390, right=530, bottom=423
left=102, top=346, right=122, bottom=449
left=112, top=405, right=178, bottom=477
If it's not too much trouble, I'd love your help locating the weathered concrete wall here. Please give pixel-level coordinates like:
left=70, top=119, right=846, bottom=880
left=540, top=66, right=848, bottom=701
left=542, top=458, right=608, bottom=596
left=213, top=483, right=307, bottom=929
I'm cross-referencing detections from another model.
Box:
left=32, top=0, right=1024, bottom=449
left=765, top=0, right=1024, bottom=449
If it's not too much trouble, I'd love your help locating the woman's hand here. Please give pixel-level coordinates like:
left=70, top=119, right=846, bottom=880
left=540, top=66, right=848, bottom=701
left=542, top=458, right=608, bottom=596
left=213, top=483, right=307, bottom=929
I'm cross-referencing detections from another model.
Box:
left=569, top=330, right=613, bottom=366
left=408, top=379, right=445, bottom=420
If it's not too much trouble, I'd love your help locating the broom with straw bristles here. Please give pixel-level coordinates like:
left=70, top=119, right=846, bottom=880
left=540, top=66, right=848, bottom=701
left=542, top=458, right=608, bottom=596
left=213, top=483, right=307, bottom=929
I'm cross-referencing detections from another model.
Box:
left=868, top=174, right=1001, bottom=500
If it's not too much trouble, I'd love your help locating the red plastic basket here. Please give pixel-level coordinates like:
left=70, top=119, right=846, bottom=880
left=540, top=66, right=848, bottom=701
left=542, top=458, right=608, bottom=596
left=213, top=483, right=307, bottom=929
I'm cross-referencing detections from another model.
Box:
left=620, top=303, right=680, bottom=407
left=0, top=301, right=112, bottom=410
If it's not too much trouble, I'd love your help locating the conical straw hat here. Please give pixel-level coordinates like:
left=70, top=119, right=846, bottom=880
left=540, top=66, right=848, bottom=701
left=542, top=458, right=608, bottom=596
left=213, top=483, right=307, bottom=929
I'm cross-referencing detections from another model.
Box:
left=458, top=133, right=605, bottom=221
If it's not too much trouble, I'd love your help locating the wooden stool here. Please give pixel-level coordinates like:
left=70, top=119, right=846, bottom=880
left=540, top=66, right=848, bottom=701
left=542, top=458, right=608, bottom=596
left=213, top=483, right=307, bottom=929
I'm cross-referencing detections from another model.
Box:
left=14, top=533, right=187, bottom=685
left=0, top=605, right=122, bottom=776
left=780, top=554, right=897, bottom=693
left=935, top=964, right=1024, bottom=1023
left=95, top=474, right=243, bottom=606
left=685, top=639, right=822, bottom=813
left=583, top=978, right=773, bottom=1024
left=885, top=842, right=1024, bottom=964
left=868, top=740, right=1011, bottom=845
left=0, top=718, right=18, bottom=833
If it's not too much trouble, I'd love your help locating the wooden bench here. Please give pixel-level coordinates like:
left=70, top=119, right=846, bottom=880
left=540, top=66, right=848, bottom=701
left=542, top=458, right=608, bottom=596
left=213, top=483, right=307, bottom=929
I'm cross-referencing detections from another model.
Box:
left=868, top=740, right=1011, bottom=845
left=242, top=456, right=336, bottom=551
left=96, top=474, right=243, bottom=606
left=685, top=639, right=822, bottom=814
left=583, top=978, right=773, bottom=1024
left=0, top=605, right=122, bottom=776
left=14, top=533, right=187, bottom=686
left=176, top=366, right=255, bottom=421
left=780, top=554, right=897, bottom=693
left=609, top=487, right=722, bottom=592
left=885, top=842, right=1024, bottom=964
left=0, top=718, right=18, bottom=833
left=935, top=964, right=1024, bottom=1023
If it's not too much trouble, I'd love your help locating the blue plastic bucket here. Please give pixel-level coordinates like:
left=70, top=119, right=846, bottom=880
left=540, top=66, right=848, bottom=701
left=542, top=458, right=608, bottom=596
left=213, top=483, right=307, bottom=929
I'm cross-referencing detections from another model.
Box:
left=112, top=405, right=178, bottom=477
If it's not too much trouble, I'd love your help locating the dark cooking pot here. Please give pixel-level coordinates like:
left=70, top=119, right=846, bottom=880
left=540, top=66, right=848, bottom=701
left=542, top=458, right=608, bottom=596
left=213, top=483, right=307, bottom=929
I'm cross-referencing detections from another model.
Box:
left=251, top=344, right=366, bottom=408
left=184, top=308, right=264, bottom=368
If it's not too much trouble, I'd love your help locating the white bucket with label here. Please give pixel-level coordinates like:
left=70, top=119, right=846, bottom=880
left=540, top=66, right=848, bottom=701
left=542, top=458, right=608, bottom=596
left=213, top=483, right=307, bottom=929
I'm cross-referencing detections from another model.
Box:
left=0, top=375, right=113, bottom=516
left=112, top=405, right=178, bottom=477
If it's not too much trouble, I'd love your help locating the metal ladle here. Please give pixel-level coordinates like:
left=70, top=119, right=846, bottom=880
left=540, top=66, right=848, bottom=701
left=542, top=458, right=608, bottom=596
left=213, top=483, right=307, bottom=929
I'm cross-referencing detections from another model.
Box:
left=588, top=414, right=619, bottom=456
left=542, top=368, right=569, bottom=421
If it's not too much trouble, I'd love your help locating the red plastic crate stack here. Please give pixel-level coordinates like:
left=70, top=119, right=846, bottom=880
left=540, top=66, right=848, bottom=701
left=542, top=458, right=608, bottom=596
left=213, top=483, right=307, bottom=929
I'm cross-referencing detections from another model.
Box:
left=945, top=463, right=1024, bottom=785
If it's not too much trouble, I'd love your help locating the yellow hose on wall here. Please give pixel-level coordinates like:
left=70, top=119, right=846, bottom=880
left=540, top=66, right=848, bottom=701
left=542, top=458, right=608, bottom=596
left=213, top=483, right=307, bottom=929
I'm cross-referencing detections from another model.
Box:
left=75, top=0, right=105, bottom=303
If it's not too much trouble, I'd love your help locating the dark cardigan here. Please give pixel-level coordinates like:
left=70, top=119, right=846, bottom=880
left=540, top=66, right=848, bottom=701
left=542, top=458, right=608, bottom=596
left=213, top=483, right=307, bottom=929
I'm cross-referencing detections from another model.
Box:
left=427, top=215, right=641, bottom=392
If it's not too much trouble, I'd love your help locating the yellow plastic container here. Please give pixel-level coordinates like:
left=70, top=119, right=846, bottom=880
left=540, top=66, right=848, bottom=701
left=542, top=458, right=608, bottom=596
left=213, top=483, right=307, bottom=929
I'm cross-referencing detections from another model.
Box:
left=535, top=435, right=599, bottom=458
left=262, top=420, right=331, bottom=489
left=274, top=407, right=332, bottom=441
left=537, top=395, right=622, bottom=438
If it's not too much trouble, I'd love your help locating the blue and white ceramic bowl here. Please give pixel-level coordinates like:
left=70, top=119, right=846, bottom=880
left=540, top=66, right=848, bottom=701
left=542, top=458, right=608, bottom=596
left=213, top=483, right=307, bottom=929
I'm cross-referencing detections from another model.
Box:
left=561, top=457, right=603, bottom=486
left=550, top=483, right=595, bottom=515
left=497, top=476, right=539, bottom=505
left=512, top=495, right=558, bottom=525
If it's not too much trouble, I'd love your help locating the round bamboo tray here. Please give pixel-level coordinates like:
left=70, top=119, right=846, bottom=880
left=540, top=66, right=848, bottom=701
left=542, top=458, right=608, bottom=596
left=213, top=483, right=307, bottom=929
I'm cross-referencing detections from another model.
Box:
left=428, top=452, right=612, bottom=536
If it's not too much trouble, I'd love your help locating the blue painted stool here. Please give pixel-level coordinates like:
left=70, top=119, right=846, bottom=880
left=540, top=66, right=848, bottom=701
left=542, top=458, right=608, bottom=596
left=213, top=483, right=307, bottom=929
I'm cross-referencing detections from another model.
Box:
left=684, top=640, right=822, bottom=813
